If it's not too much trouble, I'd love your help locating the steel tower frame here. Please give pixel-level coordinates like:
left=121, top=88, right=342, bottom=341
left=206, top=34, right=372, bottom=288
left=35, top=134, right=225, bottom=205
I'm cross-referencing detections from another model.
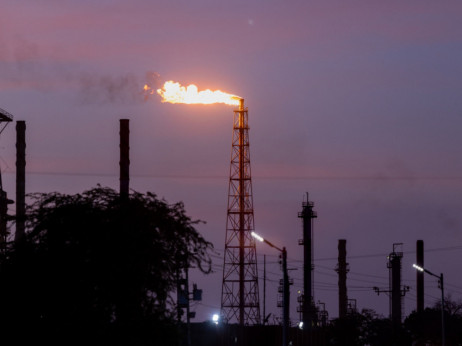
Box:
left=0, top=108, right=13, bottom=252
left=221, top=99, right=261, bottom=325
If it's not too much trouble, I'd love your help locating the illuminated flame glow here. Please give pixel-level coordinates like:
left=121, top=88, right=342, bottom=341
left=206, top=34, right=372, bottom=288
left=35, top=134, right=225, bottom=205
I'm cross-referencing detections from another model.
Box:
left=154, top=81, right=241, bottom=106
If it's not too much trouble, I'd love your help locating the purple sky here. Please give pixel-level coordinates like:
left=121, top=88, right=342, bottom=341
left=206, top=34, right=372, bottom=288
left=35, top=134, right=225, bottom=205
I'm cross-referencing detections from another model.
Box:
left=1, top=0, right=462, bottom=323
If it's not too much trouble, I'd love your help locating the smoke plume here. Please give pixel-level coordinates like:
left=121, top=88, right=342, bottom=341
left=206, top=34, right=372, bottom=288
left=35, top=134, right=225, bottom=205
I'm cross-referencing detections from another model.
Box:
left=1, top=36, right=162, bottom=105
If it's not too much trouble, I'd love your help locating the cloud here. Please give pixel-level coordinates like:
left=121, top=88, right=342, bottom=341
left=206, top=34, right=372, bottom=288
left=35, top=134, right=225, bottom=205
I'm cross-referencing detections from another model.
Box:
left=142, top=71, right=162, bottom=102
left=77, top=70, right=164, bottom=105
left=0, top=36, right=163, bottom=105
left=77, top=73, right=143, bottom=105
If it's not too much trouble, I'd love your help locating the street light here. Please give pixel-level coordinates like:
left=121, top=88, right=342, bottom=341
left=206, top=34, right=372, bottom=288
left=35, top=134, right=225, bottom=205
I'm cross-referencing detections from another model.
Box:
left=251, top=232, right=289, bottom=346
left=412, top=264, right=445, bottom=346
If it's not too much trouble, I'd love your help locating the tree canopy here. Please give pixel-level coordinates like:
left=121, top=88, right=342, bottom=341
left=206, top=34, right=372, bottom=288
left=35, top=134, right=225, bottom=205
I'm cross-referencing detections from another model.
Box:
left=0, top=186, right=213, bottom=346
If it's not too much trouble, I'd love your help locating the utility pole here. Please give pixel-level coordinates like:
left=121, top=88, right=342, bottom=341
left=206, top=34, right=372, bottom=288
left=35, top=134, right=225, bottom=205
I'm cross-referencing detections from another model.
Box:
left=177, top=263, right=202, bottom=346
left=282, top=247, right=289, bottom=346
left=413, top=264, right=445, bottom=346
left=263, top=255, right=266, bottom=325
left=252, top=232, right=291, bottom=346
left=441, top=273, right=445, bottom=346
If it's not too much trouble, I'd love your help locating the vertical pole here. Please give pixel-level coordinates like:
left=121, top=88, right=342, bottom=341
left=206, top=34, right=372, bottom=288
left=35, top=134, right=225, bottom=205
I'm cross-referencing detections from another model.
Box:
left=416, top=240, right=424, bottom=314
left=263, top=254, right=266, bottom=325
left=337, top=239, right=348, bottom=318
left=282, top=247, right=289, bottom=346
left=177, top=268, right=182, bottom=324
left=303, top=205, right=311, bottom=332
left=186, top=266, right=191, bottom=346
left=15, top=121, right=26, bottom=242
left=119, top=119, right=130, bottom=199
left=391, top=255, right=402, bottom=330
left=441, top=273, right=445, bottom=346
left=238, top=99, right=245, bottom=327
left=176, top=268, right=182, bottom=346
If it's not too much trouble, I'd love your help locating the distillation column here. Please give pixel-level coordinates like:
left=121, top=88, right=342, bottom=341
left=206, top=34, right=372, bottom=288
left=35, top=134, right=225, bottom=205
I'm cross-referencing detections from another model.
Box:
left=298, top=194, right=317, bottom=333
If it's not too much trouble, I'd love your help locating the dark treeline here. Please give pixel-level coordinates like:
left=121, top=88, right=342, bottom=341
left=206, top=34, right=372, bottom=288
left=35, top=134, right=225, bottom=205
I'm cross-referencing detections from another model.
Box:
left=178, top=303, right=462, bottom=346
left=0, top=186, right=213, bottom=346
left=0, top=186, right=461, bottom=345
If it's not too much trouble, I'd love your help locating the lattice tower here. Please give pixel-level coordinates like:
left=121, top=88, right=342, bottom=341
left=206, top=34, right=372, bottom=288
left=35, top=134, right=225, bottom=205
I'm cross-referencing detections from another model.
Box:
left=0, top=108, right=13, bottom=252
left=220, top=99, right=261, bottom=325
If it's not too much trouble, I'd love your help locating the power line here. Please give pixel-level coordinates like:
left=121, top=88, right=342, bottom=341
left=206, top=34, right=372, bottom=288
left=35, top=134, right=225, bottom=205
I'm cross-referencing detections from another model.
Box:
left=7, top=170, right=462, bottom=182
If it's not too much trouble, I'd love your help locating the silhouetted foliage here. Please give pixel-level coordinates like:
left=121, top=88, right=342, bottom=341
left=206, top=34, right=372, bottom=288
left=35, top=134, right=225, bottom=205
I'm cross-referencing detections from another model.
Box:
left=0, top=186, right=213, bottom=346
left=328, top=309, right=409, bottom=346
left=405, top=295, right=462, bottom=345
left=328, top=311, right=365, bottom=345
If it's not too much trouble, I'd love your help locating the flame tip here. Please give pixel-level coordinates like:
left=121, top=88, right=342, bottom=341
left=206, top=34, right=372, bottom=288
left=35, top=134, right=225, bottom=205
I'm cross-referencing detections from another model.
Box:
left=156, top=81, right=240, bottom=106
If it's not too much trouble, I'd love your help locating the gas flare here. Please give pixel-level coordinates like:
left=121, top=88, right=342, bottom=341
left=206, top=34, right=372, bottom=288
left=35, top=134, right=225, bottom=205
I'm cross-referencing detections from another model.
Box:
left=154, top=81, right=241, bottom=106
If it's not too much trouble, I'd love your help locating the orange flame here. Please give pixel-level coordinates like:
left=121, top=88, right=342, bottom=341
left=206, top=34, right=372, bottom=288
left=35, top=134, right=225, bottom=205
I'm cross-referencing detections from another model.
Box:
left=154, top=81, right=241, bottom=106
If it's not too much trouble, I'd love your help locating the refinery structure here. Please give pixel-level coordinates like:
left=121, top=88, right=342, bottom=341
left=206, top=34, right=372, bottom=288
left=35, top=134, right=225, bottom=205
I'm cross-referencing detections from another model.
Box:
left=220, top=99, right=261, bottom=326
left=0, top=84, right=447, bottom=345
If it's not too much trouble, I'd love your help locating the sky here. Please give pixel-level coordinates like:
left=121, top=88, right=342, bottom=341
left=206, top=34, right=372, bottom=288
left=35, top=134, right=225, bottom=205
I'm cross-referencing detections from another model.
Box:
left=1, top=0, right=462, bottom=324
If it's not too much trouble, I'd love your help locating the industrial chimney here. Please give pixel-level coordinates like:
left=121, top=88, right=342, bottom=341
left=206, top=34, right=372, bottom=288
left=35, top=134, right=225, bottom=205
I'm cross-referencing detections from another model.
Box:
left=416, top=240, right=424, bottom=313
left=119, top=119, right=130, bottom=199
left=15, top=121, right=26, bottom=242
left=336, top=239, right=349, bottom=318
left=298, top=193, right=317, bottom=334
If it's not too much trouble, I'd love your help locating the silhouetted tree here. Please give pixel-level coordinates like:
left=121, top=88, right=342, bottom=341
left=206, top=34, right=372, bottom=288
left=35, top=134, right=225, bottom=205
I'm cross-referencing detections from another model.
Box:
left=405, top=295, right=462, bottom=345
left=328, top=310, right=366, bottom=345
left=328, top=308, right=409, bottom=346
left=0, top=186, right=213, bottom=346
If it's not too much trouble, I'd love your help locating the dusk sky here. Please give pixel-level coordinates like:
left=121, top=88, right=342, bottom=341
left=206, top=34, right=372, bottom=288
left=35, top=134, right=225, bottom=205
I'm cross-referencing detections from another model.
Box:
left=1, top=1, right=462, bottom=323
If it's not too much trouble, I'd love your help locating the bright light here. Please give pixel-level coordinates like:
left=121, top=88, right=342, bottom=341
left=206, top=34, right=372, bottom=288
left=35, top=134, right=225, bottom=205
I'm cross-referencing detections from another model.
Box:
left=298, top=321, right=303, bottom=330
left=212, top=314, right=219, bottom=325
left=251, top=232, right=264, bottom=242
left=413, top=264, right=424, bottom=272
left=155, top=81, right=241, bottom=106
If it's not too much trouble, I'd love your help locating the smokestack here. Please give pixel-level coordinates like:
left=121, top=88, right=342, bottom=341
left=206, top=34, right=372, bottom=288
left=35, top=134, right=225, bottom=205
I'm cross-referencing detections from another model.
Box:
left=119, top=119, right=129, bottom=199
left=416, top=240, right=424, bottom=313
left=15, top=121, right=26, bottom=242
left=336, top=239, right=348, bottom=318
left=298, top=193, right=317, bottom=334
left=390, top=253, right=402, bottom=327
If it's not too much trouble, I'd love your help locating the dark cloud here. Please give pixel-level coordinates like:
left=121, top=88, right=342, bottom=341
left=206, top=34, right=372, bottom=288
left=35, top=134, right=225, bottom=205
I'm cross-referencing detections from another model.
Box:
left=0, top=37, right=162, bottom=104
left=78, top=73, right=144, bottom=105
left=145, top=71, right=162, bottom=90
left=77, top=71, right=163, bottom=105
left=0, top=36, right=163, bottom=104
left=142, top=71, right=162, bottom=102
